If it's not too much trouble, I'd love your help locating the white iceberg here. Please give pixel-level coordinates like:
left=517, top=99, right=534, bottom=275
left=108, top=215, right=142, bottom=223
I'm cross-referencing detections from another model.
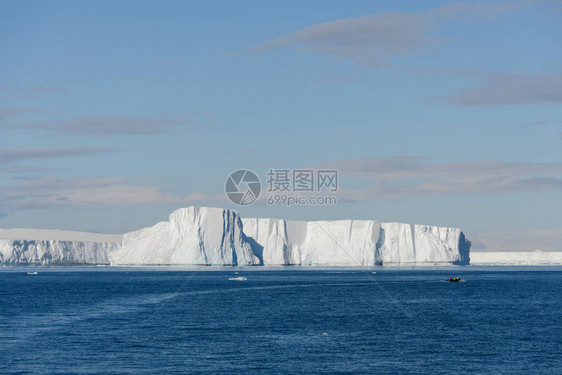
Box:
left=378, top=223, right=469, bottom=264
left=110, top=206, right=259, bottom=265
left=1, top=206, right=471, bottom=266
left=242, top=218, right=469, bottom=266
left=0, top=229, right=120, bottom=265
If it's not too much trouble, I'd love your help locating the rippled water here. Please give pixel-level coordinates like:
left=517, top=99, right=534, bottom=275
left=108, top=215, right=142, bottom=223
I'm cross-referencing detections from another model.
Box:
left=0, top=267, right=560, bottom=374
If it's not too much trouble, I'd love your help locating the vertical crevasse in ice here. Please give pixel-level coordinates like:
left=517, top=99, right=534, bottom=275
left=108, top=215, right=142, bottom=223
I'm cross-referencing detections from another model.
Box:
left=0, top=207, right=470, bottom=266
left=242, top=218, right=469, bottom=265
left=110, top=207, right=259, bottom=265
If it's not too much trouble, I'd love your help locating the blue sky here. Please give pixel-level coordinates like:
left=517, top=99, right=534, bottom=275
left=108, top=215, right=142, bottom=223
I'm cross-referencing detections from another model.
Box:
left=1, top=0, right=561, bottom=251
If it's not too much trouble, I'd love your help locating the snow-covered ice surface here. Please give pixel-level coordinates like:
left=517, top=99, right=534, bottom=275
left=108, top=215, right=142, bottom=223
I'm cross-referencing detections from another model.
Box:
left=0, top=228, right=121, bottom=242
left=470, top=251, right=562, bottom=265
left=0, top=229, right=120, bottom=265
left=110, top=207, right=259, bottom=266
left=1, top=206, right=470, bottom=266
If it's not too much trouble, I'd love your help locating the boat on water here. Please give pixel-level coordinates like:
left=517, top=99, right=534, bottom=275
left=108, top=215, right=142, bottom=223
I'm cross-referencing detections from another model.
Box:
left=27, top=272, right=38, bottom=275
left=446, top=277, right=461, bottom=282
left=228, top=276, right=247, bottom=281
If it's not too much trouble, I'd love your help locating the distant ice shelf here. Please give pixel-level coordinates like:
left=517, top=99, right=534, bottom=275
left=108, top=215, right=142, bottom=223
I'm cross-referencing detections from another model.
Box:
left=1, top=206, right=471, bottom=266
left=470, top=251, right=562, bottom=265
left=0, top=229, right=120, bottom=265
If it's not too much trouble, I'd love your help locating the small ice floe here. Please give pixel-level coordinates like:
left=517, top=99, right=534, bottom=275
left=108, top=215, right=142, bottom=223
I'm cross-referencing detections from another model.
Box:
left=228, top=276, right=247, bottom=281
left=27, top=272, right=38, bottom=275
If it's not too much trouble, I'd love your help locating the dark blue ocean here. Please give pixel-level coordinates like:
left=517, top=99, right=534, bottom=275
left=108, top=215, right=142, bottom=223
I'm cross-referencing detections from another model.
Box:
left=0, top=267, right=560, bottom=374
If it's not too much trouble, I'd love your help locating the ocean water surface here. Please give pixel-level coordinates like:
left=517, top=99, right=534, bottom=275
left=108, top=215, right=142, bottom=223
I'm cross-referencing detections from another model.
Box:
left=0, top=267, right=560, bottom=374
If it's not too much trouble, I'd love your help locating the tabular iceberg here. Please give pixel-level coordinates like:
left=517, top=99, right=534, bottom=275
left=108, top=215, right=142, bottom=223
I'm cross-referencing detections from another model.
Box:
left=242, top=218, right=379, bottom=266
left=0, top=229, right=120, bottom=265
left=110, top=206, right=259, bottom=265
left=242, top=218, right=470, bottom=266
left=0, top=206, right=471, bottom=266
left=378, top=223, right=470, bottom=265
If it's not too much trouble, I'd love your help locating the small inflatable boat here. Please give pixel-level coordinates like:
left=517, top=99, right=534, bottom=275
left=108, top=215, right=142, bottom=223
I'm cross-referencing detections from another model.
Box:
left=228, top=276, right=247, bottom=281
left=446, top=277, right=461, bottom=282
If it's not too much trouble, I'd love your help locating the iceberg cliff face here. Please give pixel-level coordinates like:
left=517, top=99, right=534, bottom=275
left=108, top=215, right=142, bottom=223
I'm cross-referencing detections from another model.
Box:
left=378, top=223, right=469, bottom=264
left=0, top=206, right=471, bottom=266
left=242, top=218, right=381, bottom=266
left=110, top=207, right=259, bottom=265
left=0, top=239, right=117, bottom=265
left=242, top=218, right=470, bottom=265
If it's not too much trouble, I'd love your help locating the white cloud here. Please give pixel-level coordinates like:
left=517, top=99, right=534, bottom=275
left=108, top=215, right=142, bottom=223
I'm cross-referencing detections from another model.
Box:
left=12, top=115, right=199, bottom=136
left=437, top=74, right=562, bottom=106
left=0, top=147, right=118, bottom=164
left=0, top=107, right=45, bottom=120
left=311, top=157, right=562, bottom=198
left=471, top=227, right=562, bottom=252
left=16, top=86, right=65, bottom=97
left=0, top=110, right=203, bottom=136
left=0, top=177, right=228, bottom=212
left=251, top=0, right=540, bottom=66
left=255, top=13, right=429, bottom=66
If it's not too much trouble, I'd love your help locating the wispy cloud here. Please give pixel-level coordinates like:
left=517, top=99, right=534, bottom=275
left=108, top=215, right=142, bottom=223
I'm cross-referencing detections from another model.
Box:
left=0, top=84, right=65, bottom=97
left=311, top=156, right=562, bottom=199
left=437, top=74, right=562, bottom=106
left=0, top=177, right=227, bottom=212
left=2, top=115, right=200, bottom=136
left=0, top=177, right=170, bottom=209
left=0, top=147, right=118, bottom=164
left=16, top=86, right=65, bottom=97
left=250, top=0, right=540, bottom=66
left=472, top=227, right=562, bottom=252
left=254, top=12, right=428, bottom=66
left=517, top=120, right=562, bottom=127
left=0, top=107, right=45, bottom=120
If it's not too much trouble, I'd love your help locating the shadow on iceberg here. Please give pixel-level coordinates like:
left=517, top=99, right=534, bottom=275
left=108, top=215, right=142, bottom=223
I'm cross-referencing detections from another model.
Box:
left=454, top=232, right=471, bottom=265
left=243, top=235, right=264, bottom=266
